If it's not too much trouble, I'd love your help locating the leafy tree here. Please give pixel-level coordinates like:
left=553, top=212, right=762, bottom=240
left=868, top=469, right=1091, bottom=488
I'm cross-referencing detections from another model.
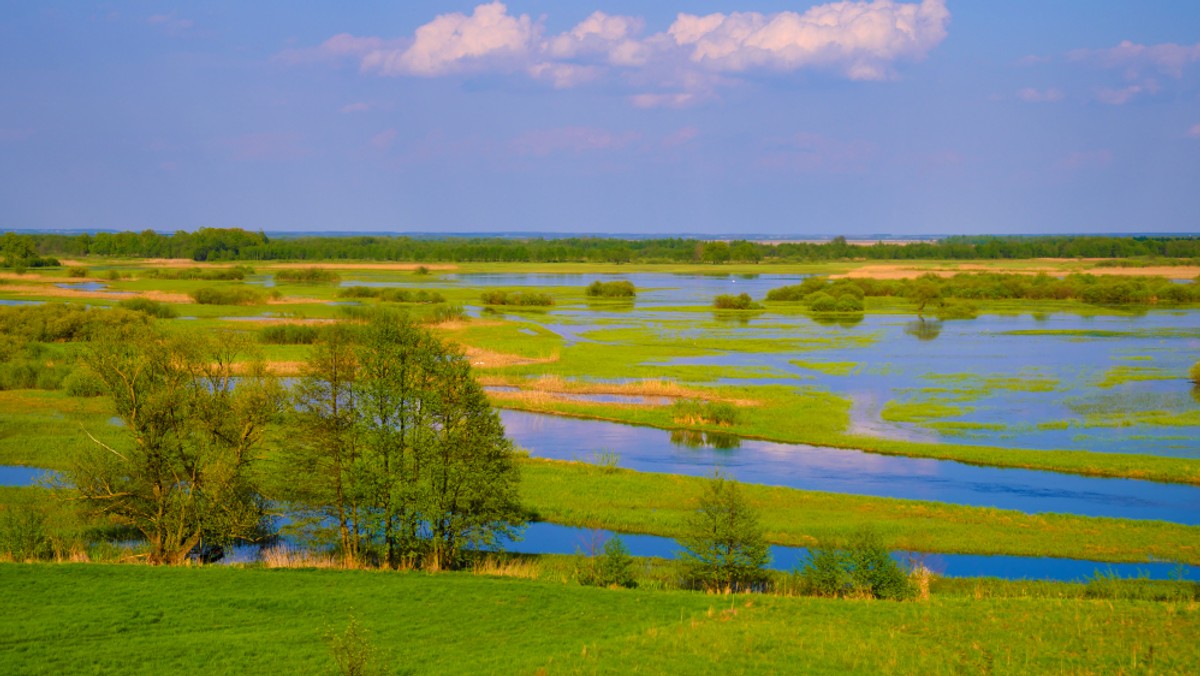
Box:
left=69, top=324, right=281, bottom=564
left=277, top=325, right=368, bottom=565
left=798, top=529, right=913, bottom=600
left=679, top=474, right=770, bottom=592
left=294, top=312, right=524, bottom=570
left=580, top=535, right=637, bottom=588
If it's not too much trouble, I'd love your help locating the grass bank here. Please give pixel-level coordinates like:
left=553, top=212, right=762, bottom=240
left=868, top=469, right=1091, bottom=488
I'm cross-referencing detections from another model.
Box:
left=520, top=459, right=1200, bottom=565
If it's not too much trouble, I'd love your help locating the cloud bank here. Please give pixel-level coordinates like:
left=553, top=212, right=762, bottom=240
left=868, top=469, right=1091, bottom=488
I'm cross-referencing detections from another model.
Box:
left=286, top=1, right=951, bottom=105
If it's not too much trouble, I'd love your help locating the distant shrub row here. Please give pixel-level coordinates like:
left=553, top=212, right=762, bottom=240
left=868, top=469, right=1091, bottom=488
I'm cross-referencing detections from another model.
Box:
left=259, top=324, right=323, bottom=345
left=0, top=304, right=148, bottom=342
left=481, top=291, right=554, bottom=307
left=338, top=287, right=446, bottom=303
left=274, top=268, right=341, bottom=284
left=145, top=266, right=254, bottom=281
left=190, top=286, right=264, bottom=306
left=586, top=280, right=636, bottom=298
left=768, top=273, right=1200, bottom=307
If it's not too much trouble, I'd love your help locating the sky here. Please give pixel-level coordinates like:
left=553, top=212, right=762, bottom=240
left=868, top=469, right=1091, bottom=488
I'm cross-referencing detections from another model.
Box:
left=1, top=1, right=1199, bottom=236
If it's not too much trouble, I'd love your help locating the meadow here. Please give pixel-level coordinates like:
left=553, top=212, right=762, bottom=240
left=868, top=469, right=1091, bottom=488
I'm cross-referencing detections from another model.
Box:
left=2, top=250, right=1199, bottom=672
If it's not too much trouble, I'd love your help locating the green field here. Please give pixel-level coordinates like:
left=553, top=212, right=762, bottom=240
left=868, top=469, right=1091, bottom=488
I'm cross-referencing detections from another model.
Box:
left=1, top=564, right=1198, bottom=674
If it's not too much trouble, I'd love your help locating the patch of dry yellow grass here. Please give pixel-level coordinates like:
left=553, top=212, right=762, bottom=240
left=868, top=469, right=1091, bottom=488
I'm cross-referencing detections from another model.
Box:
left=462, top=347, right=560, bottom=368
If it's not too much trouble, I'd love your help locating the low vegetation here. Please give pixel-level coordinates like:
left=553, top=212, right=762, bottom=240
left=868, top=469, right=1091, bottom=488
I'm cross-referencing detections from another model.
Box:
left=274, top=267, right=341, bottom=284
left=190, top=286, right=265, bottom=305
left=586, top=280, right=636, bottom=298
left=480, top=290, right=554, bottom=306
left=712, top=293, right=760, bottom=310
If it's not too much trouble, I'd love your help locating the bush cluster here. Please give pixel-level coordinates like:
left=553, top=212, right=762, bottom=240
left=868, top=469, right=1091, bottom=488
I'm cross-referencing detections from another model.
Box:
left=796, top=530, right=914, bottom=600
left=672, top=399, right=740, bottom=426
left=712, top=293, right=760, bottom=310
left=585, top=280, right=636, bottom=298
left=338, top=287, right=446, bottom=304
left=259, top=324, right=323, bottom=345
left=274, top=267, right=341, bottom=284
left=145, top=266, right=253, bottom=281
left=770, top=273, right=1200, bottom=307
left=480, top=291, right=554, bottom=306
left=190, top=286, right=264, bottom=305
left=117, top=298, right=177, bottom=319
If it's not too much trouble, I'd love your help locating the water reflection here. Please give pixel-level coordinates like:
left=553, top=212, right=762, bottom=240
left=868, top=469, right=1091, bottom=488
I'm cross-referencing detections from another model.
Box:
left=904, top=318, right=943, bottom=341
left=669, top=429, right=741, bottom=450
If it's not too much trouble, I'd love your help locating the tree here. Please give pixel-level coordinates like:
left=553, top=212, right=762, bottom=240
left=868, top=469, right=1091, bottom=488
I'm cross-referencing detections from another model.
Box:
left=291, top=311, right=524, bottom=570
left=69, top=323, right=281, bottom=564
left=277, top=324, right=368, bottom=565
left=679, top=474, right=770, bottom=592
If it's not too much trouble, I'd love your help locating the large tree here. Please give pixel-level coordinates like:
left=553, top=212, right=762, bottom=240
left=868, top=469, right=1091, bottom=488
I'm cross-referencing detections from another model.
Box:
left=70, top=323, right=281, bottom=564
left=283, top=312, right=523, bottom=570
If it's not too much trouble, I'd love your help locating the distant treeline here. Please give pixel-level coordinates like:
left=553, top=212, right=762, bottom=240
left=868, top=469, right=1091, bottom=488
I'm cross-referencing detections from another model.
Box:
left=12, top=228, right=1200, bottom=263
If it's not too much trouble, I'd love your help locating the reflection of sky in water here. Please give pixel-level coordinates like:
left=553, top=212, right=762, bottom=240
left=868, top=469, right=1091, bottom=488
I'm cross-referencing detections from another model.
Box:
left=501, top=410, right=1200, bottom=524
left=513, top=523, right=1199, bottom=581
left=650, top=312, right=1200, bottom=458
left=0, top=466, right=53, bottom=486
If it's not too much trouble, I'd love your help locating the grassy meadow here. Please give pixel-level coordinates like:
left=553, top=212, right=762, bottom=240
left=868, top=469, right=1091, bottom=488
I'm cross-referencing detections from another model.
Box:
left=2, top=255, right=1200, bottom=673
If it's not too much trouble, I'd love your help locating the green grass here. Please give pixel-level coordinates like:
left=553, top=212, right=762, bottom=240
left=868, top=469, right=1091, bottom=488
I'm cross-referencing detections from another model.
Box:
left=1, top=563, right=1198, bottom=674
left=521, top=459, right=1200, bottom=565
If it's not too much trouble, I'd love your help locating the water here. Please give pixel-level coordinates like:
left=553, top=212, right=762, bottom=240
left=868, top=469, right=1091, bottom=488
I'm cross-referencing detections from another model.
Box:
left=0, top=466, right=53, bottom=486
left=55, top=282, right=108, bottom=292
left=500, top=410, right=1200, bottom=524
left=0, top=299, right=42, bottom=306
left=513, top=523, right=1199, bottom=582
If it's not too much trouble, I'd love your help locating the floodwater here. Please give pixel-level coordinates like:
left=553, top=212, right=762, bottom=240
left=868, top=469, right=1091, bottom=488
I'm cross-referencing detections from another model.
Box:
left=513, top=522, right=1200, bottom=582
left=500, top=410, right=1200, bottom=524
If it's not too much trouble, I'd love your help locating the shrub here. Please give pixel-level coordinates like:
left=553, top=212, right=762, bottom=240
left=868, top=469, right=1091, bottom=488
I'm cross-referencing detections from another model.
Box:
left=66, top=266, right=89, bottom=278
left=586, top=280, right=636, bottom=298
left=672, top=399, right=740, bottom=426
left=798, top=529, right=914, bottom=600
left=118, top=297, right=177, bottom=319
left=426, top=304, right=466, bottom=324
left=274, top=267, right=341, bottom=284
left=1190, top=360, right=1200, bottom=384
left=339, top=286, right=380, bottom=299
left=713, top=293, right=758, bottom=310
left=579, top=535, right=637, bottom=589
left=62, top=367, right=107, bottom=397
left=190, top=286, right=264, bottom=305
left=480, top=291, right=553, bottom=306
left=834, top=295, right=864, bottom=313
left=259, top=324, right=322, bottom=345
left=805, top=292, right=837, bottom=312
left=145, top=266, right=253, bottom=281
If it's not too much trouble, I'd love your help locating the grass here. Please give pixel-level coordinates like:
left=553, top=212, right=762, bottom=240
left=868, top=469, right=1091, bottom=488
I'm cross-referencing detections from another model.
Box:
left=1, top=563, right=1198, bottom=674
left=520, top=459, right=1200, bottom=565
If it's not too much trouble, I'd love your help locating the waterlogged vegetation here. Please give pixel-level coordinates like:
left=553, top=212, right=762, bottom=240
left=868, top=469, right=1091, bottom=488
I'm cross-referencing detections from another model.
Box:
left=3, top=234, right=1200, bottom=672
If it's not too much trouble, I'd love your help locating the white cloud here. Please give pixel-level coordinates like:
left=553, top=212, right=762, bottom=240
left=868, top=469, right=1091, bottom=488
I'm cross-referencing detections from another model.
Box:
left=147, top=14, right=194, bottom=36
left=1017, top=87, right=1063, bottom=103
left=1094, top=82, right=1159, bottom=106
left=662, top=126, right=700, bottom=147
left=362, top=2, right=538, bottom=77
left=666, top=0, right=950, bottom=80
left=1070, top=40, right=1200, bottom=78
left=286, top=1, right=951, bottom=105
left=340, top=102, right=371, bottom=114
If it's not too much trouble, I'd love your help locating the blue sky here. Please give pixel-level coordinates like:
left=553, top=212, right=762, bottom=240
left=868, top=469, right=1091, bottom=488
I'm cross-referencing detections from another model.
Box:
left=1, top=1, right=1198, bottom=235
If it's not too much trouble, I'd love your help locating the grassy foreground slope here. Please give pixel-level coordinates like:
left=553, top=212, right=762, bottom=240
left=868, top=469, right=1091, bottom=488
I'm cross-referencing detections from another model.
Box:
left=1, top=564, right=1198, bottom=674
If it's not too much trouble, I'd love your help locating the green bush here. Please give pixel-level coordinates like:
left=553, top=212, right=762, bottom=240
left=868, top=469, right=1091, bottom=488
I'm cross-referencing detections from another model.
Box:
left=274, top=267, right=341, bottom=284
left=680, top=475, right=770, bottom=593
left=671, top=399, right=740, bottom=426
left=834, top=295, right=864, bottom=313
left=146, top=266, right=253, bottom=281
left=480, top=291, right=553, bottom=307
left=190, top=286, right=264, bottom=305
left=713, top=293, right=758, bottom=310
left=118, top=297, right=177, bottom=319
left=578, top=536, right=637, bottom=589
left=426, top=304, right=466, bottom=324
left=62, top=367, right=107, bottom=397
left=586, top=280, right=636, bottom=298
left=805, top=292, right=837, bottom=312
left=66, top=266, right=89, bottom=278
left=260, top=324, right=322, bottom=345
left=798, top=529, right=914, bottom=600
